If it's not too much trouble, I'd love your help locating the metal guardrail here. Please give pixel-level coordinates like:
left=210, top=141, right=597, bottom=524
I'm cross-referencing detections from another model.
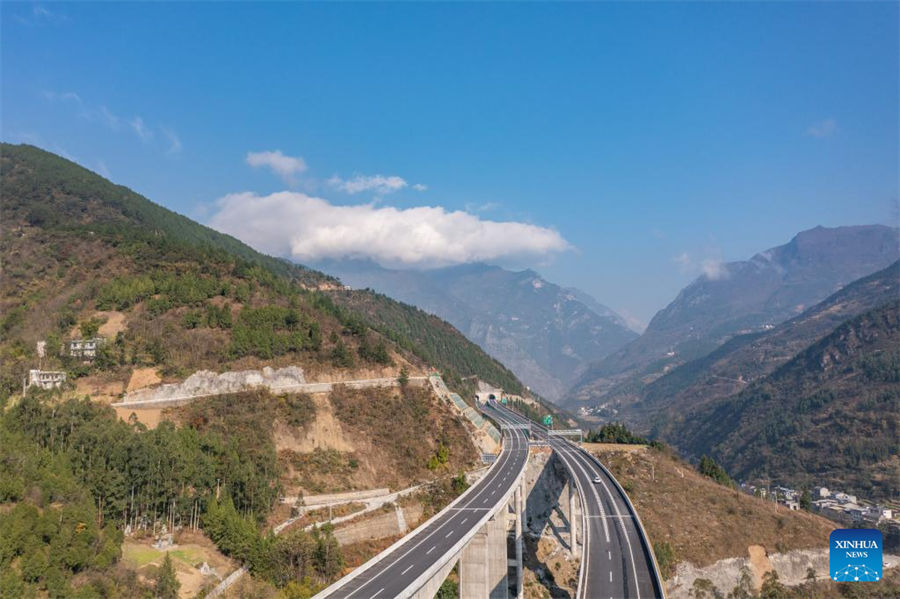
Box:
left=548, top=428, right=584, bottom=443
left=579, top=446, right=667, bottom=598
left=496, top=404, right=666, bottom=598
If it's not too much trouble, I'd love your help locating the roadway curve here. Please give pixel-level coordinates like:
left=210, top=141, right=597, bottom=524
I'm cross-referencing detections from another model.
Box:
left=496, top=404, right=665, bottom=599
left=313, top=411, right=529, bottom=599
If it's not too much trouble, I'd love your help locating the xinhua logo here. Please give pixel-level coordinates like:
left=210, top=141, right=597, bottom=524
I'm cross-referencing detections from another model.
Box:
left=830, top=528, right=882, bottom=582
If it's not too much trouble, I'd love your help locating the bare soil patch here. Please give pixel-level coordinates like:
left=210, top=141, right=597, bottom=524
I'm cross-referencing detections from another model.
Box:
left=589, top=445, right=835, bottom=569
left=126, top=367, right=162, bottom=392
left=115, top=406, right=165, bottom=429
left=75, top=375, right=125, bottom=403
left=94, top=310, right=127, bottom=337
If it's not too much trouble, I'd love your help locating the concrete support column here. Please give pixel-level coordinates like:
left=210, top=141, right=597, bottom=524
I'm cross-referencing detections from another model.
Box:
left=410, top=553, right=460, bottom=599
left=515, top=482, right=524, bottom=599
left=569, top=481, right=580, bottom=558
left=460, top=526, right=489, bottom=598
left=487, top=514, right=509, bottom=598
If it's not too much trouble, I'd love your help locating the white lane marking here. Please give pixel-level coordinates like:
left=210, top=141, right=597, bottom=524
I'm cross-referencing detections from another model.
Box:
left=569, top=446, right=642, bottom=599
left=445, top=531, right=453, bottom=538
left=400, top=564, right=414, bottom=575
left=342, top=425, right=526, bottom=598
left=370, top=589, right=385, bottom=599
left=608, top=551, right=611, bottom=560
left=609, top=571, right=613, bottom=582
left=552, top=447, right=591, bottom=599
left=426, top=545, right=435, bottom=555
left=559, top=447, right=610, bottom=542
left=461, top=517, right=468, bottom=524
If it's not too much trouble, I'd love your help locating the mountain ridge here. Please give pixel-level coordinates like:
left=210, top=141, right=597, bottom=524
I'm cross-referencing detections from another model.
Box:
left=666, top=299, right=900, bottom=498
left=314, top=258, right=638, bottom=401
left=566, top=224, right=899, bottom=409
left=633, top=260, right=900, bottom=426
left=0, top=143, right=525, bottom=399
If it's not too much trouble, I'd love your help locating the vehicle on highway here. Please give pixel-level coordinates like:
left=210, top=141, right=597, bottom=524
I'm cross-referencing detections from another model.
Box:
left=593, top=476, right=603, bottom=484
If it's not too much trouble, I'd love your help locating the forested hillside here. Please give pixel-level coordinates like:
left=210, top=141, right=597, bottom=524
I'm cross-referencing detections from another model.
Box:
left=636, top=261, right=899, bottom=427
left=327, top=288, right=525, bottom=397
left=0, top=143, right=525, bottom=400
left=0, top=143, right=521, bottom=597
left=667, top=301, right=900, bottom=498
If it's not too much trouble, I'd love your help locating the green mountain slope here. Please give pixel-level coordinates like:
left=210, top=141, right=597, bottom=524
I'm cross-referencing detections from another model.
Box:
left=0, top=143, right=525, bottom=399
left=637, top=261, right=899, bottom=428
left=2, top=143, right=330, bottom=285
left=0, top=143, right=526, bottom=595
left=669, top=300, right=900, bottom=498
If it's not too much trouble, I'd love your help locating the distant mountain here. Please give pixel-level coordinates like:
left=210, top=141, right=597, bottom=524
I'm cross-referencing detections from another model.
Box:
left=667, top=299, right=899, bottom=499
left=314, top=260, right=637, bottom=401
left=567, top=225, right=900, bottom=408
left=635, top=260, right=900, bottom=427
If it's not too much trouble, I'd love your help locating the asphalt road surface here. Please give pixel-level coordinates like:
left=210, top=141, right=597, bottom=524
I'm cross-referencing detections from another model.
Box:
left=315, top=409, right=529, bottom=599
left=496, top=404, right=664, bottom=599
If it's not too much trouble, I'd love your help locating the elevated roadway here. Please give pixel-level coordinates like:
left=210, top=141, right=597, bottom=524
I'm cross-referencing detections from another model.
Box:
left=495, top=403, right=666, bottom=599
left=314, top=408, right=529, bottom=599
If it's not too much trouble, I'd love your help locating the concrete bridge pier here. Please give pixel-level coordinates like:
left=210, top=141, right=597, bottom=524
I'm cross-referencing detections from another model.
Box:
left=569, top=479, right=580, bottom=559
left=487, top=513, right=509, bottom=598
left=410, top=553, right=460, bottom=599
left=460, top=512, right=509, bottom=598
left=460, top=525, right=489, bottom=598
left=514, top=481, right=524, bottom=599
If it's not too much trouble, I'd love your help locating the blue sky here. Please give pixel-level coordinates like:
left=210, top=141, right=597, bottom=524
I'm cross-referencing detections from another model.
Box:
left=3, top=2, right=897, bottom=327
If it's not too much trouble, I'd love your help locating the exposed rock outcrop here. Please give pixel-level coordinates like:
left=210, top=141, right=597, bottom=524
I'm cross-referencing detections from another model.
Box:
left=125, top=366, right=307, bottom=403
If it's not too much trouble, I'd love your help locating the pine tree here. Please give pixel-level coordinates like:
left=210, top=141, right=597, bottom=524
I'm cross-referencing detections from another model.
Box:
left=155, top=553, right=180, bottom=599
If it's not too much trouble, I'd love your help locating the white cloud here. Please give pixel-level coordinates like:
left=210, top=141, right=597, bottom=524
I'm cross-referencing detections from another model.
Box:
left=96, top=106, right=121, bottom=130
left=42, top=90, right=178, bottom=148
left=96, top=160, right=111, bottom=179
left=701, top=258, right=729, bottom=280
left=412, top=183, right=428, bottom=191
left=328, top=174, right=409, bottom=195
left=806, top=118, right=837, bottom=138
left=162, top=128, right=182, bottom=155
left=42, top=90, right=81, bottom=104
left=15, top=4, right=67, bottom=25
left=129, top=117, right=153, bottom=142
left=246, top=150, right=308, bottom=184
left=673, top=252, right=692, bottom=268
left=673, top=252, right=729, bottom=280
left=208, top=191, right=572, bottom=268
left=465, top=201, right=501, bottom=213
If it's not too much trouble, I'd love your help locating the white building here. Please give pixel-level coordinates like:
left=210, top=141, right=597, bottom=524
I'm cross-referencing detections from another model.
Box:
left=815, top=487, right=830, bottom=499
left=834, top=492, right=857, bottom=504
left=26, top=369, right=67, bottom=391
left=864, top=506, right=893, bottom=522
left=68, top=337, right=105, bottom=359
